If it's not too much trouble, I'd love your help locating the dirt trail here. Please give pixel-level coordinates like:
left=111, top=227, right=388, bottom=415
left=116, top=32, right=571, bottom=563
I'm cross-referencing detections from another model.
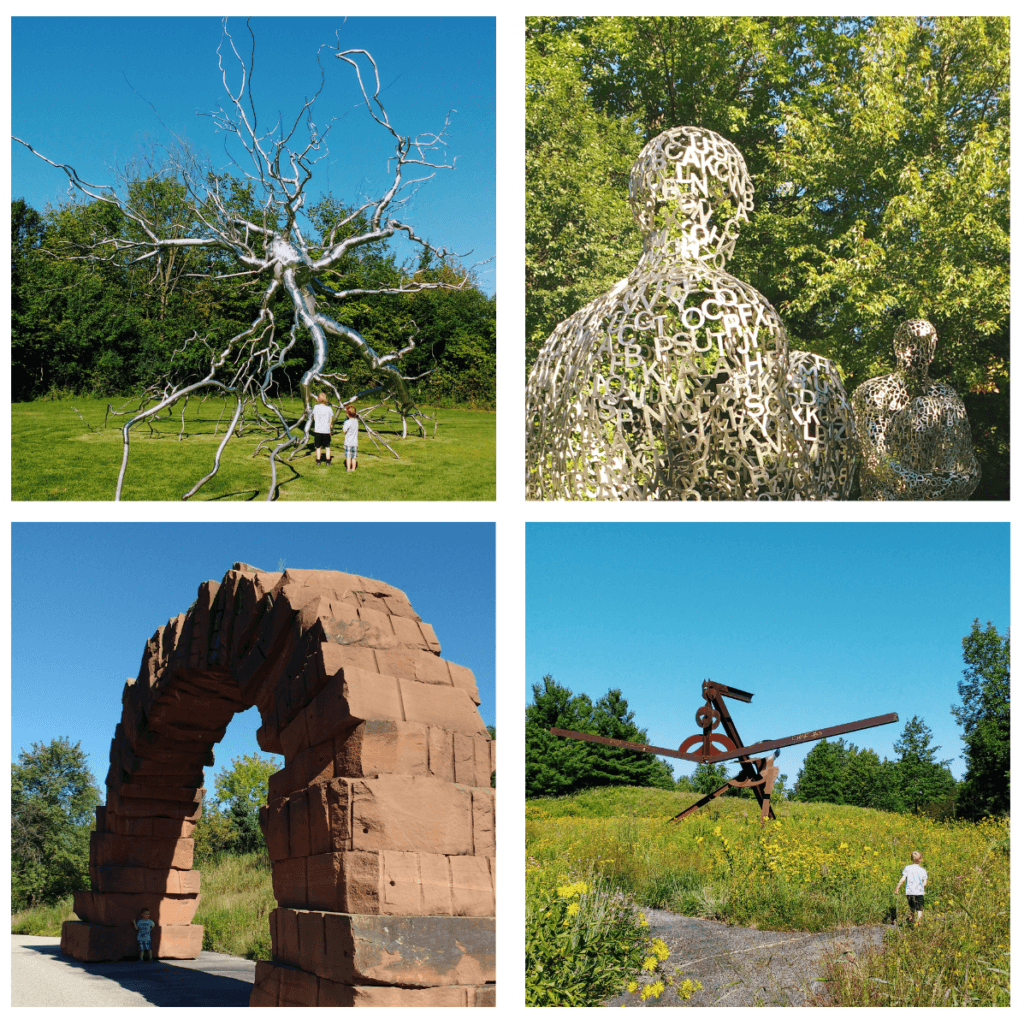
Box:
left=603, top=908, right=886, bottom=1007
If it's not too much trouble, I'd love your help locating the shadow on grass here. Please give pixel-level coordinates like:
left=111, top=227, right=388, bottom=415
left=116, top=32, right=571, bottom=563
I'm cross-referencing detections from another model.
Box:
left=205, top=490, right=261, bottom=502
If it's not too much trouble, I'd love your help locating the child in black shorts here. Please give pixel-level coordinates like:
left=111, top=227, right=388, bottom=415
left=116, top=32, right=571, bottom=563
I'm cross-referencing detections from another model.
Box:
left=311, top=393, right=334, bottom=465
left=894, top=850, right=927, bottom=924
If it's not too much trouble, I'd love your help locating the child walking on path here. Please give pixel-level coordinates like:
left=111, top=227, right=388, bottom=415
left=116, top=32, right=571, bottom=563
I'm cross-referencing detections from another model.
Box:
left=312, top=393, right=335, bottom=465
left=343, top=404, right=359, bottom=471
left=894, top=850, right=928, bottom=924
left=133, top=908, right=155, bottom=961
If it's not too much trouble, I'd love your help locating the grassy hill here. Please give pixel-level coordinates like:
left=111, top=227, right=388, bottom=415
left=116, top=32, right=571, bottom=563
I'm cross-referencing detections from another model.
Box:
left=526, top=786, right=1009, bottom=1005
left=11, top=852, right=274, bottom=961
left=12, top=397, right=495, bottom=501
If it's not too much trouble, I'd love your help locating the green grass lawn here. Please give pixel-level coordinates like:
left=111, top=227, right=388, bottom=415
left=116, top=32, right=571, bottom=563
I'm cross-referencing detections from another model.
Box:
left=12, top=397, right=495, bottom=501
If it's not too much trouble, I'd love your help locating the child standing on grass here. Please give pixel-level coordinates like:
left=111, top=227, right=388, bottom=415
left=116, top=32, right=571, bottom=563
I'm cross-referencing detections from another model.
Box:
left=342, top=404, right=359, bottom=471
left=133, top=908, right=155, bottom=961
left=312, top=393, right=335, bottom=465
left=894, top=850, right=927, bottom=924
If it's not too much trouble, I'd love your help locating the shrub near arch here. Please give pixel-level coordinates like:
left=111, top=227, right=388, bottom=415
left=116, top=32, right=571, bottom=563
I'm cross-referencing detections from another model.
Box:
left=61, top=564, right=495, bottom=1007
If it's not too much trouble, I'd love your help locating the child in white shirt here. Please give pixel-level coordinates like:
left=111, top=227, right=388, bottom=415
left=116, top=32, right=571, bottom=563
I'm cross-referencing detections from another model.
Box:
left=311, top=393, right=335, bottom=465
left=894, top=849, right=927, bottom=924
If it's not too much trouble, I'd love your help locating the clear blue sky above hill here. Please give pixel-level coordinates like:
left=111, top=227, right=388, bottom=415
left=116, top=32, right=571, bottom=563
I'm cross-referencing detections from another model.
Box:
left=11, top=16, right=495, bottom=294
left=527, top=523, right=1008, bottom=787
left=12, top=523, right=495, bottom=792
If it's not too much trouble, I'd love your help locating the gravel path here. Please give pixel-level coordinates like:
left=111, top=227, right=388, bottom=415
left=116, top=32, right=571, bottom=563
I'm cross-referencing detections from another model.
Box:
left=602, top=909, right=887, bottom=1007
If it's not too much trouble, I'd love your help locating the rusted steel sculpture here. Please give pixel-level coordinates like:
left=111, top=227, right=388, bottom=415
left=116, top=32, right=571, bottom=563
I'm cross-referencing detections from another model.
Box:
left=551, top=680, right=897, bottom=823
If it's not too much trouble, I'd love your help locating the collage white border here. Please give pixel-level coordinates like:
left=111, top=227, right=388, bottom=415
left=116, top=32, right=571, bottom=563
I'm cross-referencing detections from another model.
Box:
left=3, top=2, right=1020, bottom=1010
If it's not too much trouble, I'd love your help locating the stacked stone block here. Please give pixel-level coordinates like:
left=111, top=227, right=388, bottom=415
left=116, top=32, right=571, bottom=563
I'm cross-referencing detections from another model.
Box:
left=61, top=564, right=495, bottom=1007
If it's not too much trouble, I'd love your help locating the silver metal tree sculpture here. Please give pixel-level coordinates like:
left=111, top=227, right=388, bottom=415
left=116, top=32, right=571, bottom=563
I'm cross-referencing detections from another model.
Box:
left=525, top=126, right=855, bottom=500
left=14, top=20, right=472, bottom=501
left=853, top=319, right=980, bottom=500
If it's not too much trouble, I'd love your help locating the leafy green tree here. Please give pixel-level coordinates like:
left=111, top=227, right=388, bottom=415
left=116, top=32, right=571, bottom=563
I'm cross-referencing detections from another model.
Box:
left=840, top=746, right=907, bottom=812
left=525, top=16, right=1009, bottom=497
left=526, top=675, right=675, bottom=798
left=952, top=619, right=1009, bottom=819
left=211, top=752, right=281, bottom=855
left=525, top=19, right=641, bottom=368
left=792, top=738, right=851, bottom=804
left=893, top=715, right=957, bottom=813
left=11, top=737, right=101, bottom=909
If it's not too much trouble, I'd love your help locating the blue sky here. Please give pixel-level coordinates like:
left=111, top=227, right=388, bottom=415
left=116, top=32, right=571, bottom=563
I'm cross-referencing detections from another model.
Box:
left=11, top=523, right=495, bottom=793
left=526, top=523, right=1008, bottom=787
left=11, top=16, right=495, bottom=294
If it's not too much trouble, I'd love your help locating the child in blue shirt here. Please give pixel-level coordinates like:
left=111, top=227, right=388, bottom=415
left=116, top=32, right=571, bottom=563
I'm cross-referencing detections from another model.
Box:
left=134, top=908, right=155, bottom=961
left=342, top=404, right=359, bottom=471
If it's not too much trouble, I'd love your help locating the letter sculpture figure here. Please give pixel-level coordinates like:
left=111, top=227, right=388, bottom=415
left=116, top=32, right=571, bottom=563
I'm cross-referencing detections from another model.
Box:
left=853, top=319, right=981, bottom=500
left=525, top=126, right=855, bottom=500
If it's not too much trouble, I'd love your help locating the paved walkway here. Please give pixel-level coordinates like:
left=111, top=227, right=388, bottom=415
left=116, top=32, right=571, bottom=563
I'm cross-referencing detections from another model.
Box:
left=602, top=909, right=886, bottom=1007
left=11, top=936, right=256, bottom=1007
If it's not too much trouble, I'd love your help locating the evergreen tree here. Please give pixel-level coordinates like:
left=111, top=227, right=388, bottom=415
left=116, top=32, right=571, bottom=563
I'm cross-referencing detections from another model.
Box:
left=526, top=675, right=675, bottom=798
left=893, top=715, right=957, bottom=813
left=691, top=761, right=730, bottom=796
left=952, top=619, right=1009, bottom=819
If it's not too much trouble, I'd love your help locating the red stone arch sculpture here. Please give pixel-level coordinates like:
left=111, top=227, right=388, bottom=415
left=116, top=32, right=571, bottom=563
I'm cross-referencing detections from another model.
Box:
left=60, top=564, right=496, bottom=1007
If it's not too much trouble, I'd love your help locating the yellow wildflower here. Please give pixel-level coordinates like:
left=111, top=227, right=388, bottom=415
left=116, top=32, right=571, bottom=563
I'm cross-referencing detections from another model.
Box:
left=556, top=881, right=588, bottom=898
left=627, top=981, right=639, bottom=994
left=641, top=981, right=665, bottom=1001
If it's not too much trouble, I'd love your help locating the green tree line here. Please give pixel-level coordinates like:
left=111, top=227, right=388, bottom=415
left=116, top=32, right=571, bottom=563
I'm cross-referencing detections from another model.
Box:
left=12, top=187, right=496, bottom=408
left=526, top=16, right=1008, bottom=497
left=526, top=620, right=1009, bottom=820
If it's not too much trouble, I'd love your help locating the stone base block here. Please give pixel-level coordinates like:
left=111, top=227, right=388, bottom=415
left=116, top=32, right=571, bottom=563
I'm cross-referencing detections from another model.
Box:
left=60, top=920, right=203, bottom=962
left=73, top=889, right=200, bottom=926
left=271, top=910, right=494, bottom=987
left=250, top=960, right=495, bottom=1006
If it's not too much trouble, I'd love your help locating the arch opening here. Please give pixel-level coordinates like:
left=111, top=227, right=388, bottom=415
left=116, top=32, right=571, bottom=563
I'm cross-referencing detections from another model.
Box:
left=60, top=564, right=496, bottom=1007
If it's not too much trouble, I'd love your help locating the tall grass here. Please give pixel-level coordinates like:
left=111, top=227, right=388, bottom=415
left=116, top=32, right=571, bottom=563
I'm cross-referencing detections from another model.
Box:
left=11, top=851, right=275, bottom=961
left=193, top=852, right=275, bottom=960
left=527, top=786, right=1009, bottom=1006
left=12, top=895, right=76, bottom=937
